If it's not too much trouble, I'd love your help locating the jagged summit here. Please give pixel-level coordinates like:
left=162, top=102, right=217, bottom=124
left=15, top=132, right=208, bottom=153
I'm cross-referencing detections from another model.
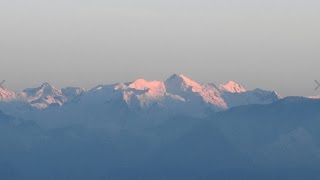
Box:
left=165, top=74, right=202, bottom=93
left=165, top=74, right=227, bottom=110
left=24, top=82, right=55, bottom=91
left=167, top=73, right=183, bottom=80
left=166, top=74, right=199, bottom=85
left=122, top=74, right=203, bottom=94
left=20, top=83, right=85, bottom=109
left=23, top=82, right=60, bottom=98
left=219, top=81, right=246, bottom=93
left=40, top=82, right=53, bottom=88
left=22, top=83, right=64, bottom=109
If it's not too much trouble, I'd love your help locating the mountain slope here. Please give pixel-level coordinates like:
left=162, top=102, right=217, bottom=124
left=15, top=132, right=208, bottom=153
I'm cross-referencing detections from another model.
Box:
left=0, top=87, right=16, bottom=100
left=211, top=97, right=320, bottom=166
left=220, top=87, right=281, bottom=108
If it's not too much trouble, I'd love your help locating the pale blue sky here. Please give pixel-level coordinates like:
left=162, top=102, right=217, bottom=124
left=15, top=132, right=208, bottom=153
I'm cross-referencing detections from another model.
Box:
left=0, top=0, right=319, bottom=96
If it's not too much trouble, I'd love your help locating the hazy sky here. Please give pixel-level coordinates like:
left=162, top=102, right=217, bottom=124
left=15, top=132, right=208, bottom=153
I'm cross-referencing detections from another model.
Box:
left=0, top=0, right=319, bottom=96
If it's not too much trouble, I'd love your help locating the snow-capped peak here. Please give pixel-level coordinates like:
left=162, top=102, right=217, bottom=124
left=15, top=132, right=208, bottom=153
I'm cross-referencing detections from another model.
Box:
left=219, top=81, right=246, bottom=93
left=21, top=83, right=85, bottom=109
left=22, top=83, right=64, bottom=109
left=23, top=82, right=60, bottom=98
left=164, top=74, right=227, bottom=110
left=128, top=79, right=166, bottom=92
left=165, top=74, right=202, bottom=93
left=0, top=75, right=281, bottom=113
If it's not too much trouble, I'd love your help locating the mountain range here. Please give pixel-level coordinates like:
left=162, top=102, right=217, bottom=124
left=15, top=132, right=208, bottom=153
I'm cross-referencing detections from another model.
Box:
left=1, top=74, right=320, bottom=179
left=0, top=74, right=281, bottom=116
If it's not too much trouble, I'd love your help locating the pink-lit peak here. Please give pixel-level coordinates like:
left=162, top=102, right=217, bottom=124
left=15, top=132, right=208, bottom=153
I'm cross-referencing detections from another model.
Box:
left=0, top=87, right=16, bottom=99
left=128, top=79, right=165, bottom=92
left=220, top=81, right=246, bottom=93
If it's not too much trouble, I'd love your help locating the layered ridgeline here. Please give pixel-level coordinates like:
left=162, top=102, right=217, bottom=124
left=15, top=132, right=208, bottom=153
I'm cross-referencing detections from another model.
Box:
left=0, top=87, right=319, bottom=179
left=0, top=74, right=280, bottom=117
left=1, top=75, right=320, bottom=179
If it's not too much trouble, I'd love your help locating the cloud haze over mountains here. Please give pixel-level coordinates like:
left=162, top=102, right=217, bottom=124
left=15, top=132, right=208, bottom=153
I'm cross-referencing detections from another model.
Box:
left=0, top=74, right=319, bottom=179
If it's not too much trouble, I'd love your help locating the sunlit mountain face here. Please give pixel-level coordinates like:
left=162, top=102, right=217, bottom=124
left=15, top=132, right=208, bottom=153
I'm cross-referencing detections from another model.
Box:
left=0, top=75, right=319, bottom=180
